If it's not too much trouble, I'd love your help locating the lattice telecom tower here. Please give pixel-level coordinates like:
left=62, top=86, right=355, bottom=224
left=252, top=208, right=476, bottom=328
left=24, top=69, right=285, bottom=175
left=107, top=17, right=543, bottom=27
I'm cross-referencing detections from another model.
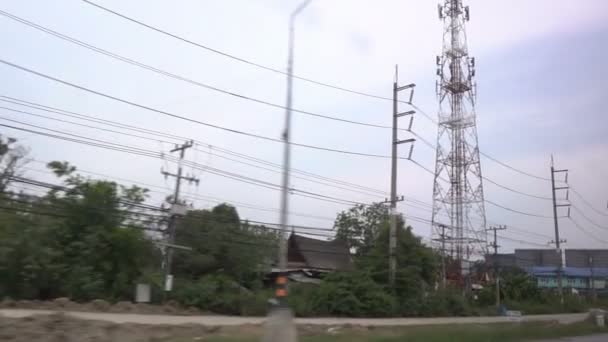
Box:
left=431, top=0, right=487, bottom=273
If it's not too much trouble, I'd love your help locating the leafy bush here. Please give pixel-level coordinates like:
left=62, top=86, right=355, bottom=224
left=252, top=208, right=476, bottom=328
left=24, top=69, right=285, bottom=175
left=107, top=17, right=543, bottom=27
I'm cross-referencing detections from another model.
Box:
left=418, top=289, right=472, bottom=317
left=172, top=274, right=269, bottom=315
left=309, top=271, right=397, bottom=317
left=287, top=284, right=318, bottom=317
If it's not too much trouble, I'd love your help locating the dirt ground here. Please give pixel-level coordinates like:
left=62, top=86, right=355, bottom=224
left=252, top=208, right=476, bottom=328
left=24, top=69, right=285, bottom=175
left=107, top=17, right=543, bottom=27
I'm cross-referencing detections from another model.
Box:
left=0, top=313, right=262, bottom=342
left=0, top=312, right=604, bottom=342
left=0, top=298, right=202, bottom=316
left=0, top=313, right=348, bottom=342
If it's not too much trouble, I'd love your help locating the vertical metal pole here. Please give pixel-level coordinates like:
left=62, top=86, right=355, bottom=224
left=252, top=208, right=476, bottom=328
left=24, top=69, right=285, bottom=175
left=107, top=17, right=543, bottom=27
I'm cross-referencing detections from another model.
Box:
left=276, top=0, right=311, bottom=304
left=441, top=224, right=447, bottom=289
left=389, top=74, right=398, bottom=288
left=590, top=255, right=596, bottom=301
left=493, top=228, right=499, bottom=307
left=550, top=163, right=564, bottom=304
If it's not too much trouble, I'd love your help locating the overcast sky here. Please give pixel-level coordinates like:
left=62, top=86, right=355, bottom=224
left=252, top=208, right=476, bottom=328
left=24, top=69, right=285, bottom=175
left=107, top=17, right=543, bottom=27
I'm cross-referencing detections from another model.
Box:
left=0, top=0, right=607, bottom=252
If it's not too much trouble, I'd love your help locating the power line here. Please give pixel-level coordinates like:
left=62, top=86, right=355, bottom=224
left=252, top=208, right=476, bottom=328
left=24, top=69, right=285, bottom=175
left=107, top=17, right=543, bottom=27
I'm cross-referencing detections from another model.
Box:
left=8, top=173, right=553, bottom=251
left=0, top=12, right=563, bottom=206
left=0, top=95, right=389, bottom=196
left=11, top=117, right=555, bottom=244
left=571, top=205, right=608, bottom=232
left=0, top=9, right=405, bottom=131
left=481, top=151, right=552, bottom=182
left=0, top=120, right=368, bottom=208
left=79, top=0, right=439, bottom=124
left=24, top=162, right=337, bottom=223
left=485, top=199, right=553, bottom=219
left=403, top=212, right=549, bottom=247
left=482, top=176, right=552, bottom=201
left=4, top=183, right=339, bottom=235
left=0, top=105, right=386, bottom=198
left=5, top=118, right=559, bottom=244
left=73, top=1, right=603, bottom=217
left=568, top=216, right=608, bottom=244
left=0, top=58, right=405, bottom=160
left=570, top=187, right=608, bottom=217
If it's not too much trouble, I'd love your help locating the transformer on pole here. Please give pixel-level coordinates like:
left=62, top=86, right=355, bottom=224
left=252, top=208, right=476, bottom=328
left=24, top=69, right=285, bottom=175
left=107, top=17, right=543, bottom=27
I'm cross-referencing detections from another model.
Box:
left=431, top=0, right=487, bottom=284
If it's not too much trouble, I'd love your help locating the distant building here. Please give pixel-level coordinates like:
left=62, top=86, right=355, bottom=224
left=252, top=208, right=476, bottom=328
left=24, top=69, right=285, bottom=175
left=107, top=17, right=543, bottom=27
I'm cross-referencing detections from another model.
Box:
left=525, top=266, right=608, bottom=291
left=514, top=249, right=561, bottom=268
left=485, top=253, right=516, bottom=269
left=488, top=249, right=608, bottom=293
left=565, top=249, right=608, bottom=268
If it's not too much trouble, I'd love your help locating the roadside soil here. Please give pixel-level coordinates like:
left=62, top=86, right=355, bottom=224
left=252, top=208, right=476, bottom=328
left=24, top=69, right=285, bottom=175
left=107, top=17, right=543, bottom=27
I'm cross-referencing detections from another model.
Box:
left=0, top=312, right=338, bottom=342
left=0, top=298, right=203, bottom=316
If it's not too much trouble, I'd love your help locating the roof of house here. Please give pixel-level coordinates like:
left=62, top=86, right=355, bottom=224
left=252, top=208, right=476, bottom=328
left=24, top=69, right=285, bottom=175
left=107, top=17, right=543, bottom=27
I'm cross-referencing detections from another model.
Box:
left=289, top=234, right=352, bottom=271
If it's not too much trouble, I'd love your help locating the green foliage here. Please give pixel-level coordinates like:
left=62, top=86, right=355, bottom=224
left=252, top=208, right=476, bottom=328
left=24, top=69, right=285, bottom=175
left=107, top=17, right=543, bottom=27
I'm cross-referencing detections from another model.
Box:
left=287, top=284, right=318, bottom=317
left=334, top=203, right=388, bottom=255
left=0, top=161, right=156, bottom=301
left=172, top=204, right=277, bottom=285
left=172, top=274, right=269, bottom=315
left=0, top=135, right=27, bottom=193
left=306, top=271, right=396, bottom=317
left=500, top=268, right=541, bottom=302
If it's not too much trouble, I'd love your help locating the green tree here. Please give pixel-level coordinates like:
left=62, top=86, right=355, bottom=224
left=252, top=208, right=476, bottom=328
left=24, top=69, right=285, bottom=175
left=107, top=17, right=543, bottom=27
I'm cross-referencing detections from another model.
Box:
left=0, top=161, right=157, bottom=301
left=0, top=135, right=27, bottom=193
left=334, top=202, right=388, bottom=255
left=501, top=267, right=541, bottom=302
left=172, top=203, right=277, bottom=285
left=333, top=203, right=439, bottom=315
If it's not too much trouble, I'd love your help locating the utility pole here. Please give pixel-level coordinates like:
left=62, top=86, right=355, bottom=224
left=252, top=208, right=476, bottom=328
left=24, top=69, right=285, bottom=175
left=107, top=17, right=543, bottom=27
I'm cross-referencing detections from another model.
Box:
left=487, top=224, right=506, bottom=307
left=389, top=65, right=416, bottom=287
left=161, top=140, right=199, bottom=295
left=550, top=155, right=569, bottom=305
left=432, top=224, right=449, bottom=288
left=274, top=0, right=311, bottom=307
left=589, top=254, right=596, bottom=302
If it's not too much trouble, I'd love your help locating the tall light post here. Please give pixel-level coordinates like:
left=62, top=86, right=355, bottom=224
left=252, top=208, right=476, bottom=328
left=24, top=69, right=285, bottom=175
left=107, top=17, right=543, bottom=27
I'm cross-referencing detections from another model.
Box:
left=276, top=0, right=312, bottom=305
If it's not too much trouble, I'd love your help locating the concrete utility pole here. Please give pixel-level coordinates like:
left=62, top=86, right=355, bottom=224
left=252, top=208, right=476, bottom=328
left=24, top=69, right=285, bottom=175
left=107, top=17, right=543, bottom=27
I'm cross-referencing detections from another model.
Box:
left=589, top=254, right=597, bottom=302
left=388, top=66, right=416, bottom=287
left=487, top=224, right=506, bottom=307
left=275, top=0, right=311, bottom=305
left=550, top=155, right=569, bottom=305
left=161, top=140, right=199, bottom=295
left=264, top=4, right=311, bottom=342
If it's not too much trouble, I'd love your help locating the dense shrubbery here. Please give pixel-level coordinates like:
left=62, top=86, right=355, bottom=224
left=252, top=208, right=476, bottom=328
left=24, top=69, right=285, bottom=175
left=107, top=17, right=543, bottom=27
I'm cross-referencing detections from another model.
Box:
left=172, top=274, right=270, bottom=315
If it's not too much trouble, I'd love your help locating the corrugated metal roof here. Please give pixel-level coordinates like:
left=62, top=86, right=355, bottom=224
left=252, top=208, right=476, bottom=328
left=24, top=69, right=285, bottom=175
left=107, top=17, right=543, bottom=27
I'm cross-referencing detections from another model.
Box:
left=288, top=234, right=352, bottom=271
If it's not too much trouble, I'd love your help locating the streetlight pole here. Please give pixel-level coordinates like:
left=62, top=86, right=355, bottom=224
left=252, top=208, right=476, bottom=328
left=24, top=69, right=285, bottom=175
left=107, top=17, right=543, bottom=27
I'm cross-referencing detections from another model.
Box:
left=264, top=3, right=312, bottom=341
left=276, top=0, right=312, bottom=305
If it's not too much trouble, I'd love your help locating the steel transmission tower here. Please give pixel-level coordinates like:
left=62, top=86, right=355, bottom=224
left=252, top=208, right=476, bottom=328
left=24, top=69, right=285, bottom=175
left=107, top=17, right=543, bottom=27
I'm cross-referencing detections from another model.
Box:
left=431, top=0, right=487, bottom=278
